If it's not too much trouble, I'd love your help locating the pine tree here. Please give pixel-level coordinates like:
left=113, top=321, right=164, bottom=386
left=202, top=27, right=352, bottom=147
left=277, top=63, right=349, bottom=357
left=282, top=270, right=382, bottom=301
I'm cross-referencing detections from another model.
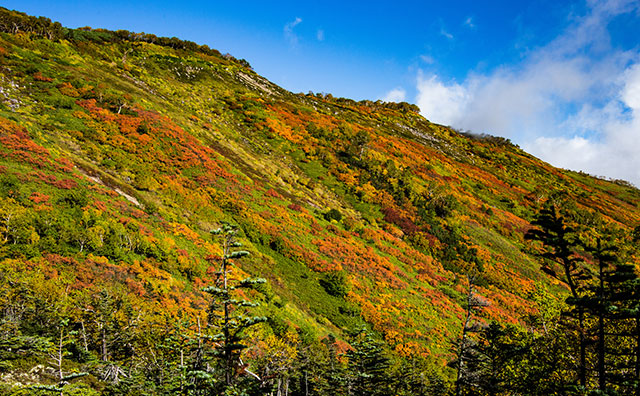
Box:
left=345, top=328, right=391, bottom=396
left=300, top=334, right=348, bottom=396
left=579, top=230, right=619, bottom=393
left=603, top=262, right=640, bottom=394
left=569, top=224, right=640, bottom=395
left=526, top=199, right=591, bottom=388
left=599, top=232, right=640, bottom=395
left=203, top=222, right=266, bottom=393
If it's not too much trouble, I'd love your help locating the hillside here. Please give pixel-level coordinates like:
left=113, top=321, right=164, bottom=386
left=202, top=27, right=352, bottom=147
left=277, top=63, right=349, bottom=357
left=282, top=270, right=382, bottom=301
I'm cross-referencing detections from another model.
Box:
left=1, top=8, right=639, bottom=396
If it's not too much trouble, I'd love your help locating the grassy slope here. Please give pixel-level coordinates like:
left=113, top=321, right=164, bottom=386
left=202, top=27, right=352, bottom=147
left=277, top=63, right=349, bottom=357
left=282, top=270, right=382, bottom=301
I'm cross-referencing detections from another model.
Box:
left=0, top=20, right=639, bottom=377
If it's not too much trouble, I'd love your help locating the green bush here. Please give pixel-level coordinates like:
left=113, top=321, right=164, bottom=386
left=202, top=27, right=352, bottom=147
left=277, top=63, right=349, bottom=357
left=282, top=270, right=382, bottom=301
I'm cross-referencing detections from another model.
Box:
left=324, top=208, right=342, bottom=222
left=320, top=270, right=349, bottom=297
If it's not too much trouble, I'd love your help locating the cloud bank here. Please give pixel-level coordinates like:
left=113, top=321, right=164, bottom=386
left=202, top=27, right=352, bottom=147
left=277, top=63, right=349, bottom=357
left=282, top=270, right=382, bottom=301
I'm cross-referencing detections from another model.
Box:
left=415, top=0, right=640, bottom=186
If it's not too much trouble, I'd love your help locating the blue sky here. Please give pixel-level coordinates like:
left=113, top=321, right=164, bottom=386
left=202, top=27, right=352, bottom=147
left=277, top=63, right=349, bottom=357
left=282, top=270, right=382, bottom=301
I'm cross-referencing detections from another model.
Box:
left=3, top=0, right=640, bottom=185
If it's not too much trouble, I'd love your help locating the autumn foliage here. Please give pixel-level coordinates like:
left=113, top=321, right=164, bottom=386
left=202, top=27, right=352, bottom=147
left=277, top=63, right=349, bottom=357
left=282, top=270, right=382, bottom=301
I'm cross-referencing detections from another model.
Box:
left=0, top=8, right=639, bottom=395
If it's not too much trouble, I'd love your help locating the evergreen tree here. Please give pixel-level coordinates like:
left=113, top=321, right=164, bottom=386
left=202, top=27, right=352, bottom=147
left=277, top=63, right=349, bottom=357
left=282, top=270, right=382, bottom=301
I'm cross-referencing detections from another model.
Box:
left=599, top=232, right=640, bottom=395
left=579, top=230, right=619, bottom=393
left=526, top=199, right=591, bottom=388
left=202, top=222, right=266, bottom=394
left=468, top=323, right=532, bottom=396
left=345, top=328, right=391, bottom=396
left=604, top=262, right=640, bottom=395
left=305, top=334, right=348, bottom=395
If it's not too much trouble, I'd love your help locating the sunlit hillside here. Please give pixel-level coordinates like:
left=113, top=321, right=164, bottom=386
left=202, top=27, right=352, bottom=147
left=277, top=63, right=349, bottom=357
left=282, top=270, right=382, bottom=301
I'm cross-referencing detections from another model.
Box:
left=1, top=8, right=639, bottom=396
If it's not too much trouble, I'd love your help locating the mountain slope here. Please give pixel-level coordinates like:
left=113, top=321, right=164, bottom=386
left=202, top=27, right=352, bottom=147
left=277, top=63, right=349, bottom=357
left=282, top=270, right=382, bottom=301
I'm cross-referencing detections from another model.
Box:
left=1, top=7, right=639, bottom=394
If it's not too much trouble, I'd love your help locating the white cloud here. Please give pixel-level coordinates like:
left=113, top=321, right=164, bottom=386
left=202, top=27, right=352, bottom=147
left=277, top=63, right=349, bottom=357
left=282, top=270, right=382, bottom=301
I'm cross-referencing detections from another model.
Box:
left=414, top=0, right=640, bottom=186
left=381, top=87, right=407, bottom=103
left=284, top=17, right=302, bottom=46
left=440, top=27, right=453, bottom=40
left=622, top=63, right=640, bottom=111
left=526, top=136, right=598, bottom=171
left=420, top=54, right=435, bottom=64
left=316, top=29, right=325, bottom=42
left=464, top=16, right=475, bottom=29
left=416, top=74, right=467, bottom=125
left=528, top=62, right=640, bottom=184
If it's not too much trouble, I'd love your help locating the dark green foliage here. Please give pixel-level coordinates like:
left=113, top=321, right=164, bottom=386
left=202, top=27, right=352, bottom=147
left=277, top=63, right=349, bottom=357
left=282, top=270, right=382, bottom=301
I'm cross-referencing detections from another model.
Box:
left=319, top=270, right=349, bottom=297
left=345, top=328, right=391, bottom=396
left=58, top=189, right=89, bottom=208
left=524, top=203, right=640, bottom=394
left=324, top=208, right=342, bottom=222
left=0, top=173, right=20, bottom=198
left=472, top=323, right=530, bottom=395
left=0, top=7, right=65, bottom=40
left=268, top=236, right=286, bottom=253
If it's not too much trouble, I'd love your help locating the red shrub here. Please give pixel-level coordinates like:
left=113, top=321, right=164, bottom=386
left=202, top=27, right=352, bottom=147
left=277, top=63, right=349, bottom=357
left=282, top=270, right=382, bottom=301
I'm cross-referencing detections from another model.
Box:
left=29, top=192, right=50, bottom=203
left=265, top=188, right=281, bottom=198
left=381, top=207, right=419, bottom=235
left=33, top=72, right=53, bottom=82
left=53, top=178, right=78, bottom=189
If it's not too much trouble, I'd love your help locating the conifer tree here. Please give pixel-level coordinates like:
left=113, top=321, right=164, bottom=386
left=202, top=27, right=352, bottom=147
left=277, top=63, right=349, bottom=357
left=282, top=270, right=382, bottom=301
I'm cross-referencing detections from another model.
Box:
left=603, top=262, right=640, bottom=394
left=203, top=222, right=266, bottom=393
left=526, top=199, right=591, bottom=387
left=345, top=328, right=391, bottom=396
left=300, top=334, right=348, bottom=395
left=580, top=230, right=619, bottom=392
left=599, top=232, right=640, bottom=394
